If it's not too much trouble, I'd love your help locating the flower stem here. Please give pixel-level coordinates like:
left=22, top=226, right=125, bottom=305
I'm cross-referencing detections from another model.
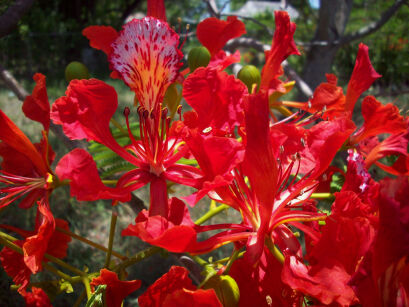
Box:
left=56, top=227, right=127, bottom=260
left=223, top=248, right=242, bottom=274
left=265, top=237, right=284, bottom=264
left=195, top=204, right=229, bottom=225
left=82, top=276, right=92, bottom=300
left=113, top=246, right=161, bottom=272
left=104, top=211, right=118, bottom=268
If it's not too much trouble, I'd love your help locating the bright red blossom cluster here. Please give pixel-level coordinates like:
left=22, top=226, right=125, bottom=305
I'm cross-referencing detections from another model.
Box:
left=1, top=1, right=408, bottom=306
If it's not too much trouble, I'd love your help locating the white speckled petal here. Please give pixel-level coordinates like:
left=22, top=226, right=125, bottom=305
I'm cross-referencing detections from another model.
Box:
left=110, top=17, right=182, bottom=111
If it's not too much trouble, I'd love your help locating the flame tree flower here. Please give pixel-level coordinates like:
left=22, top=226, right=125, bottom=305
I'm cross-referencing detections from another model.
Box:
left=52, top=17, right=201, bottom=217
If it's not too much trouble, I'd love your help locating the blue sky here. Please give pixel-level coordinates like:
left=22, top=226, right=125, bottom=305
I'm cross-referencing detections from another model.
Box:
left=309, top=0, right=320, bottom=9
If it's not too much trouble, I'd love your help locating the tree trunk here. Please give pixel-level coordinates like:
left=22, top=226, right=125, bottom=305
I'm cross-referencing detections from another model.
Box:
left=301, top=0, right=353, bottom=98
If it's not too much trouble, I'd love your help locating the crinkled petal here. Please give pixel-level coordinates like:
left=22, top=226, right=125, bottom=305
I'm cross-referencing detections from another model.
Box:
left=260, top=11, right=300, bottom=92
left=351, top=95, right=407, bottom=144
left=82, top=25, right=118, bottom=56
left=22, top=73, right=50, bottom=131
left=56, top=148, right=131, bottom=202
left=91, top=269, right=141, bottom=307
left=51, top=79, right=140, bottom=165
left=0, top=241, right=31, bottom=294
left=345, top=43, right=381, bottom=112
left=183, top=67, right=247, bottom=134
left=197, top=16, right=246, bottom=57
left=109, top=17, right=182, bottom=112
left=22, top=287, right=52, bottom=307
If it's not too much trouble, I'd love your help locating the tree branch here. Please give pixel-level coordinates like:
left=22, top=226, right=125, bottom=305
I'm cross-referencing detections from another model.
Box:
left=340, top=0, right=407, bottom=45
left=0, top=0, right=35, bottom=39
left=220, top=13, right=274, bottom=36
left=205, top=0, right=219, bottom=18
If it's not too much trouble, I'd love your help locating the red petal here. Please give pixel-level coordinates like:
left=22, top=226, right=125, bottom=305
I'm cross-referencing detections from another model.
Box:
left=82, top=25, right=118, bottom=56
left=109, top=17, right=182, bottom=112
left=147, top=0, right=166, bottom=21
left=91, top=269, right=141, bottom=307
left=351, top=96, right=407, bottom=144
left=138, top=266, right=196, bottom=307
left=23, top=200, right=55, bottom=273
left=46, top=219, right=72, bottom=259
left=282, top=256, right=359, bottom=306
left=0, top=142, right=37, bottom=177
left=230, top=248, right=299, bottom=307
left=163, top=288, right=222, bottom=307
left=22, top=287, right=52, bottom=307
left=197, top=16, right=246, bottom=57
left=56, top=148, right=131, bottom=202
left=22, top=73, right=50, bottom=131
left=243, top=93, right=277, bottom=219
left=345, top=43, right=381, bottom=112
left=208, top=50, right=241, bottom=71
left=0, top=110, right=47, bottom=175
left=183, top=67, right=247, bottom=134
left=122, top=200, right=198, bottom=253
left=260, top=11, right=300, bottom=92
left=0, top=241, right=31, bottom=294
left=51, top=79, right=139, bottom=165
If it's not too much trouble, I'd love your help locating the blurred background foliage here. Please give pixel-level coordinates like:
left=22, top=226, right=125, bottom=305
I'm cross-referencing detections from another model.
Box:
left=0, top=0, right=408, bottom=305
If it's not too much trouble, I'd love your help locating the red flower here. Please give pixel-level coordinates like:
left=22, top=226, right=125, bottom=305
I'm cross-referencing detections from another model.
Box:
left=0, top=219, right=71, bottom=293
left=0, top=74, right=71, bottom=275
left=91, top=269, right=141, bottom=307
left=138, top=266, right=222, bottom=307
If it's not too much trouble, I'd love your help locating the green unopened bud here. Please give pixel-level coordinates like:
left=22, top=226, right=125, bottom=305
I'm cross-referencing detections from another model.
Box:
left=203, top=275, right=240, bottom=307
left=188, top=46, right=211, bottom=72
left=163, top=83, right=182, bottom=117
left=65, top=61, right=90, bottom=82
left=237, top=65, right=261, bottom=93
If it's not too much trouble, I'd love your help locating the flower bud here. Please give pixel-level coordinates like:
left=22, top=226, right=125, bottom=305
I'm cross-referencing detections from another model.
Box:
left=237, top=65, right=261, bottom=93
left=188, top=46, right=211, bottom=72
left=203, top=275, right=240, bottom=307
left=65, top=61, right=90, bottom=82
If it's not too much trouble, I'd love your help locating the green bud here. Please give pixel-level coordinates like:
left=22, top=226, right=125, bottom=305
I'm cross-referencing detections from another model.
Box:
left=65, top=61, right=90, bottom=82
left=203, top=275, right=240, bottom=307
left=188, top=46, right=211, bottom=72
left=237, top=65, right=261, bottom=93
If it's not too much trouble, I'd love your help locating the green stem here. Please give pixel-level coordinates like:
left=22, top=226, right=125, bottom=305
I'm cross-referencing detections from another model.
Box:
left=56, top=227, right=126, bottom=260
left=101, top=179, right=118, bottom=185
left=265, top=237, right=284, bottom=264
left=104, top=212, right=118, bottom=268
left=311, top=193, right=334, bottom=199
left=113, top=246, right=161, bottom=272
left=82, top=276, right=92, bottom=300
left=191, top=255, right=208, bottom=266
left=195, top=204, right=229, bottom=225
left=223, top=248, right=242, bottom=274
left=214, top=251, right=245, bottom=264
